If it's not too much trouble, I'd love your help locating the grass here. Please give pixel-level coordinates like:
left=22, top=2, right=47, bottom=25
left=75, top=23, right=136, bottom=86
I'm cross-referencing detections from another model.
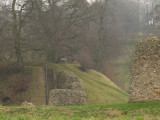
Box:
left=0, top=62, right=159, bottom=120
left=113, top=56, right=132, bottom=92
left=0, top=102, right=160, bottom=120
left=111, top=37, right=137, bottom=92
left=0, top=62, right=128, bottom=106
left=49, top=63, right=129, bottom=105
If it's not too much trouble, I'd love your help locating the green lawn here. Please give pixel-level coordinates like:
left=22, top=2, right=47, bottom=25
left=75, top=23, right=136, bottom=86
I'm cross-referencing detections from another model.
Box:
left=0, top=102, right=160, bottom=120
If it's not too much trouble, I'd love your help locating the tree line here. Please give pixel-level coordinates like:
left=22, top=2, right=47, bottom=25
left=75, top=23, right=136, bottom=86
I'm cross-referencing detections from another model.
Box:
left=0, top=0, right=140, bottom=78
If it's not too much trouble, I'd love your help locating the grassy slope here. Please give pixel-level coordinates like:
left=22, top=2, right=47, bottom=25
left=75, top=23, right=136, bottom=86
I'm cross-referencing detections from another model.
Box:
left=0, top=102, right=160, bottom=120
left=26, top=66, right=46, bottom=106
left=48, top=63, right=129, bottom=105
left=0, top=62, right=128, bottom=105
left=113, top=56, right=132, bottom=92
left=111, top=36, right=138, bottom=92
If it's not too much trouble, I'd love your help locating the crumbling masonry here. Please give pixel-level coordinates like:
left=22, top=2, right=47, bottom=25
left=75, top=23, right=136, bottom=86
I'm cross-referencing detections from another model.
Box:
left=130, top=37, right=160, bottom=103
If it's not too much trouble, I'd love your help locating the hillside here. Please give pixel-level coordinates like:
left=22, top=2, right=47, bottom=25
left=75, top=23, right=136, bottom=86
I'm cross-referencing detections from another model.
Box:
left=0, top=62, right=129, bottom=106
left=0, top=62, right=46, bottom=106
left=50, top=63, right=129, bottom=105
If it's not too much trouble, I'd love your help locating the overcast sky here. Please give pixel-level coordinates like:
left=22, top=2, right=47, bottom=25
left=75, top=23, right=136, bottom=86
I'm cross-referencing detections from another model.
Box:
left=87, top=0, right=93, bottom=2
left=87, top=0, right=96, bottom=3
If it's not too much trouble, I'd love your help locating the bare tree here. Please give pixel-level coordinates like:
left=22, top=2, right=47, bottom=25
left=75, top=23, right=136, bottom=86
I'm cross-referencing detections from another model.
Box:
left=11, top=0, right=34, bottom=68
left=31, top=0, right=93, bottom=62
left=0, top=4, right=14, bottom=61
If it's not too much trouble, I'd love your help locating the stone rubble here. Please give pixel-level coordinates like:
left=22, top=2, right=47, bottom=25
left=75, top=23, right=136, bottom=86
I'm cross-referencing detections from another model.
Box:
left=129, top=37, right=160, bottom=103
left=49, top=71, right=87, bottom=106
left=21, top=101, right=35, bottom=107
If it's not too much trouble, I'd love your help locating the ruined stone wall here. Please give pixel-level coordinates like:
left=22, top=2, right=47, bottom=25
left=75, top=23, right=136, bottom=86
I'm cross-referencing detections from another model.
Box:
left=130, top=37, right=160, bottom=103
left=49, top=71, right=87, bottom=106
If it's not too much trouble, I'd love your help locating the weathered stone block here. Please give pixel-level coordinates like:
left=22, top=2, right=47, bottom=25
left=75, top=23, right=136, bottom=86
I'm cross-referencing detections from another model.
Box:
left=48, top=89, right=87, bottom=106
left=49, top=71, right=87, bottom=106
left=56, top=71, right=84, bottom=91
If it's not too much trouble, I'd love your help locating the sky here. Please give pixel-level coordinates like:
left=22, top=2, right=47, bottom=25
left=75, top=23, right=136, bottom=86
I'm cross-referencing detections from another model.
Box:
left=87, top=0, right=96, bottom=3
left=1, top=0, right=95, bottom=4
left=87, top=0, right=93, bottom=2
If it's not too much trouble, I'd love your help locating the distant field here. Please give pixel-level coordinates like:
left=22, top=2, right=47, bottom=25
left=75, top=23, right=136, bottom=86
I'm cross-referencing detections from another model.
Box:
left=111, top=38, right=137, bottom=92
left=113, top=56, right=132, bottom=92
left=0, top=102, right=160, bottom=120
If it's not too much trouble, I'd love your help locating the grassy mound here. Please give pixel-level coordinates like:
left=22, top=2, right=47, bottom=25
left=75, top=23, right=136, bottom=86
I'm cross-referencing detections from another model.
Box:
left=49, top=63, right=129, bottom=105
left=0, top=62, right=128, bottom=106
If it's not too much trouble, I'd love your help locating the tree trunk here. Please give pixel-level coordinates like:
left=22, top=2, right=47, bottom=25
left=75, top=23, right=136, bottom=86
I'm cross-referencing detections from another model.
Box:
left=14, top=39, right=24, bottom=69
left=12, top=0, right=24, bottom=69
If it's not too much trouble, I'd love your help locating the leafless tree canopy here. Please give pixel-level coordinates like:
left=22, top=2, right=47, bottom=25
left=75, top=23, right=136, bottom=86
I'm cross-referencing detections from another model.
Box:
left=0, top=0, right=142, bottom=89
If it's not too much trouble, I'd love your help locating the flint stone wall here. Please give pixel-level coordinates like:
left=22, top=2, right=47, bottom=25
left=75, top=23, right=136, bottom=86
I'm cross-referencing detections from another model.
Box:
left=55, top=71, right=84, bottom=91
left=49, top=89, right=87, bottom=106
left=130, top=37, right=160, bottom=103
left=49, top=71, right=87, bottom=106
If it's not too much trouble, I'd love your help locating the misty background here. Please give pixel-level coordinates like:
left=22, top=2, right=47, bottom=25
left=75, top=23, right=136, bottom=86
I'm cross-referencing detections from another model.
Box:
left=0, top=0, right=160, bottom=92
